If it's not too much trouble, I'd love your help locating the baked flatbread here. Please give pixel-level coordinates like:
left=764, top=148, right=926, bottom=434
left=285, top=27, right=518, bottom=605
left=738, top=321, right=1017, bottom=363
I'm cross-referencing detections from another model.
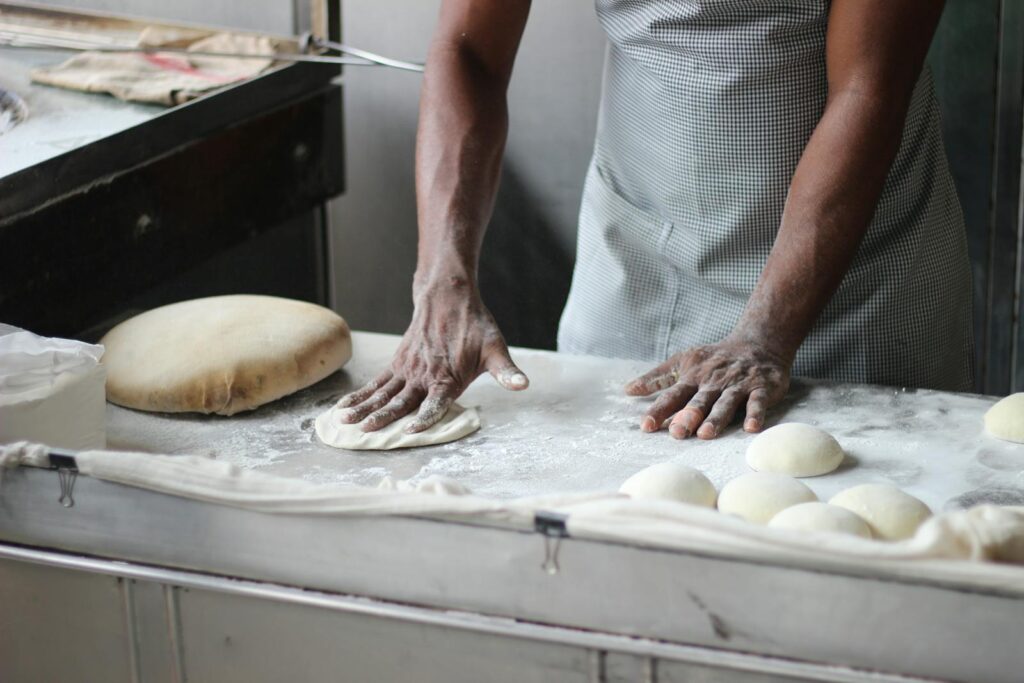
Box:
left=101, top=295, right=351, bottom=415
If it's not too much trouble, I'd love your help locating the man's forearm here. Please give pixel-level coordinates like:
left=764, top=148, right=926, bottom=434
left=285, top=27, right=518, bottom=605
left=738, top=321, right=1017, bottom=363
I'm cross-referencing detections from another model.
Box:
left=730, top=88, right=912, bottom=363
left=731, top=0, right=943, bottom=366
left=413, top=2, right=530, bottom=294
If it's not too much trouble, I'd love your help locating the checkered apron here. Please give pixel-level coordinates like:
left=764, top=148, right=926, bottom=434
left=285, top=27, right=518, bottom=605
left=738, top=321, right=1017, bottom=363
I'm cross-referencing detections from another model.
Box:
left=557, top=0, right=974, bottom=391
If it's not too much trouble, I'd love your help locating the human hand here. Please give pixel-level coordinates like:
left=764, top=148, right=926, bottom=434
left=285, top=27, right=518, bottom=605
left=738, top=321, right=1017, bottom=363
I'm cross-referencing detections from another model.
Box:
left=624, top=339, right=790, bottom=440
left=335, top=279, right=528, bottom=433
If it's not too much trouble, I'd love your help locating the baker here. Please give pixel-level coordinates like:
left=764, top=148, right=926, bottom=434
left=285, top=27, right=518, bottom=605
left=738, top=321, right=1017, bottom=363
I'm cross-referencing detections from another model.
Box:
left=338, top=0, right=972, bottom=441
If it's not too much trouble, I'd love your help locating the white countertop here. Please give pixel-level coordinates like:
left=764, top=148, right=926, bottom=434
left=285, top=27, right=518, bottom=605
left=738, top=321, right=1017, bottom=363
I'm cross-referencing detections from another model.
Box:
left=107, top=332, right=1024, bottom=510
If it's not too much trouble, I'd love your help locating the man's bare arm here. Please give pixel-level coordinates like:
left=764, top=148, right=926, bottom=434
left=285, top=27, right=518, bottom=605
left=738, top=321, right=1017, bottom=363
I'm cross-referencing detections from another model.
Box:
left=338, top=0, right=532, bottom=433
left=415, top=0, right=531, bottom=286
left=629, top=0, right=946, bottom=439
left=731, top=0, right=946, bottom=366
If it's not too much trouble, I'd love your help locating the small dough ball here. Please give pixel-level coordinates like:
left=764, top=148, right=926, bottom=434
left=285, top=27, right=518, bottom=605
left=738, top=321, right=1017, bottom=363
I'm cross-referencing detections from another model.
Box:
left=769, top=502, right=872, bottom=539
left=829, top=484, right=931, bottom=541
left=619, top=462, right=717, bottom=507
left=746, top=423, right=844, bottom=477
left=717, top=472, right=817, bottom=524
left=984, top=393, right=1024, bottom=443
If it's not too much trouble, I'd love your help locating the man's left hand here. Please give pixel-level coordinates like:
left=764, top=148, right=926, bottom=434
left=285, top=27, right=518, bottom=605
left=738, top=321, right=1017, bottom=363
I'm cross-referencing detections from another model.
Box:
left=624, top=339, right=791, bottom=440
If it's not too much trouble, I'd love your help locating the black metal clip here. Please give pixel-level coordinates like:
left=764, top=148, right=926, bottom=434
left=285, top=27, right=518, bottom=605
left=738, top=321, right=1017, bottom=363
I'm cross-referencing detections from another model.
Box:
left=535, top=511, right=569, bottom=575
left=49, top=451, right=78, bottom=509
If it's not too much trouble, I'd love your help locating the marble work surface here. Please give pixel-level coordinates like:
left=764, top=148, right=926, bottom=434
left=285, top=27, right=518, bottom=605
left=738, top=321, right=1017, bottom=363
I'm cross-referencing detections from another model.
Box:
left=107, top=332, right=1024, bottom=511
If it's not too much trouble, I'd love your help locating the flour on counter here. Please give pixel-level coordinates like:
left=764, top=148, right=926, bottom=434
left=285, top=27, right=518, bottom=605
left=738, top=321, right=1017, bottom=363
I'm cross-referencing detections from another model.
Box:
left=106, top=332, right=1024, bottom=509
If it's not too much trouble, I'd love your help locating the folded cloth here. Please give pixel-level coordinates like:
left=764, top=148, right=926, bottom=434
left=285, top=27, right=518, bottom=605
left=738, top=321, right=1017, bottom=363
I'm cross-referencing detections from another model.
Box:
left=0, top=324, right=102, bottom=397
left=30, top=27, right=277, bottom=106
left=2, top=441, right=1024, bottom=589
left=0, top=327, right=106, bottom=450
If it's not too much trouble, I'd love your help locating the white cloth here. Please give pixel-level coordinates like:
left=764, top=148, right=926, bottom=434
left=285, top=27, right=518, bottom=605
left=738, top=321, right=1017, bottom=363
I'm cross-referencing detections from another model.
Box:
left=2, top=442, right=1023, bottom=590
left=0, top=324, right=102, bottom=396
left=0, top=327, right=106, bottom=450
left=31, top=28, right=277, bottom=106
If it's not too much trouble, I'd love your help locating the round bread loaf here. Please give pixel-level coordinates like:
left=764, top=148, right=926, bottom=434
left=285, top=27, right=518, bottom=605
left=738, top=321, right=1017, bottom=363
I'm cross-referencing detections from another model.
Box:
left=101, top=295, right=351, bottom=415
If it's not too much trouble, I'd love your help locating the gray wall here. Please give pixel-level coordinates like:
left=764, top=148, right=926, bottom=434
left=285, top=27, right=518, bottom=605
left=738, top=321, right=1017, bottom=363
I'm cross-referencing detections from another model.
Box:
left=332, top=1, right=606, bottom=348
left=33, top=0, right=292, bottom=33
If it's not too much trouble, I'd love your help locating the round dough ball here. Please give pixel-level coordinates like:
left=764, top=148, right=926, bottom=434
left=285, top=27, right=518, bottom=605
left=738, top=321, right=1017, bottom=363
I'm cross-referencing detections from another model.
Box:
left=984, top=393, right=1024, bottom=443
left=829, top=484, right=931, bottom=541
left=619, top=463, right=717, bottom=507
left=746, top=423, right=844, bottom=477
left=717, top=472, right=817, bottom=524
left=102, top=295, right=351, bottom=415
left=769, top=502, right=872, bottom=539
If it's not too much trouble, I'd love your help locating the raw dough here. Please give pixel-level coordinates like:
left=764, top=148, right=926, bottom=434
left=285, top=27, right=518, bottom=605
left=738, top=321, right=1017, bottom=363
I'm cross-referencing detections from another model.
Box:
left=315, top=403, right=480, bottom=450
left=769, top=502, right=872, bottom=539
left=619, top=462, right=717, bottom=507
left=984, top=393, right=1024, bottom=443
left=101, top=295, right=351, bottom=415
left=717, top=471, right=817, bottom=524
left=746, top=422, right=844, bottom=477
left=829, top=484, right=932, bottom=541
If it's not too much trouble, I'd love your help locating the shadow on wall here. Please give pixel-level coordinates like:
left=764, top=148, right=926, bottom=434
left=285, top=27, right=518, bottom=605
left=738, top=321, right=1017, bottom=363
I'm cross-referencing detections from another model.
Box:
left=480, top=163, right=575, bottom=351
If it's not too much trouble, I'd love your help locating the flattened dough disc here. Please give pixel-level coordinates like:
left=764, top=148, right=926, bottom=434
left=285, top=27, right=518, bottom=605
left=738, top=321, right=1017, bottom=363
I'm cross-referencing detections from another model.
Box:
left=315, top=403, right=481, bottom=450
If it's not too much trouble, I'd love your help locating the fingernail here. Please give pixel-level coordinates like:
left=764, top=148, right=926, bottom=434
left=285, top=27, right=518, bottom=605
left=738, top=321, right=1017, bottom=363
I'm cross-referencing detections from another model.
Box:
left=669, top=425, right=689, bottom=440
left=697, top=424, right=715, bottom=439
left=338, top=409, right=357, bottom=422
left=509, top=373, right=528, bottom=389
left=744, top=418, right=760, bottom=432
left=641, top=417, right=656, bottom=432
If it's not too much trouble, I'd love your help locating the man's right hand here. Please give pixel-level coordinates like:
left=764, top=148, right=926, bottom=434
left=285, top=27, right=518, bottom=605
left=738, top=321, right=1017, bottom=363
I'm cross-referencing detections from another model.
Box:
left=335, top=277, right=528, bottom=433
left=336, top=0, right=533, bottom=433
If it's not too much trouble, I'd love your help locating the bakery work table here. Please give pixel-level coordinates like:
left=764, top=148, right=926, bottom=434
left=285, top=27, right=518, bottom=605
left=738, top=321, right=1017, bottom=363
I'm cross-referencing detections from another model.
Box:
left=2, top=331, right=1023, bottom=683
left=109, top=331, right=1023, bottom=510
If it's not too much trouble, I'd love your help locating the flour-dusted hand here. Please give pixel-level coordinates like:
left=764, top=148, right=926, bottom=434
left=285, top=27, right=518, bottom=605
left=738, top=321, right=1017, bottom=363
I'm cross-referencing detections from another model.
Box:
left=336, top=278, right=528, bottom=434
left=336, top=0, right=533, bottom=433
left=625, top=339, right=790, bottom=440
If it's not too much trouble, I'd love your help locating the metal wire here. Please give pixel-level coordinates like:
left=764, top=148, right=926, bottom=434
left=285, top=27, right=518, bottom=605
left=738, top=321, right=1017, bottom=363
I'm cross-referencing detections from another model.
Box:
left=311, top=36, right=424, bottom=73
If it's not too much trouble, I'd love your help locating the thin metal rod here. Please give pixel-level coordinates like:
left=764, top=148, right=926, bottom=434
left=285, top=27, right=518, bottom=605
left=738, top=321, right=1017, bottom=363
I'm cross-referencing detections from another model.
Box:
left=121, top=579, right=142, bottom=683
left=313, top=37, right=424, bottom=72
